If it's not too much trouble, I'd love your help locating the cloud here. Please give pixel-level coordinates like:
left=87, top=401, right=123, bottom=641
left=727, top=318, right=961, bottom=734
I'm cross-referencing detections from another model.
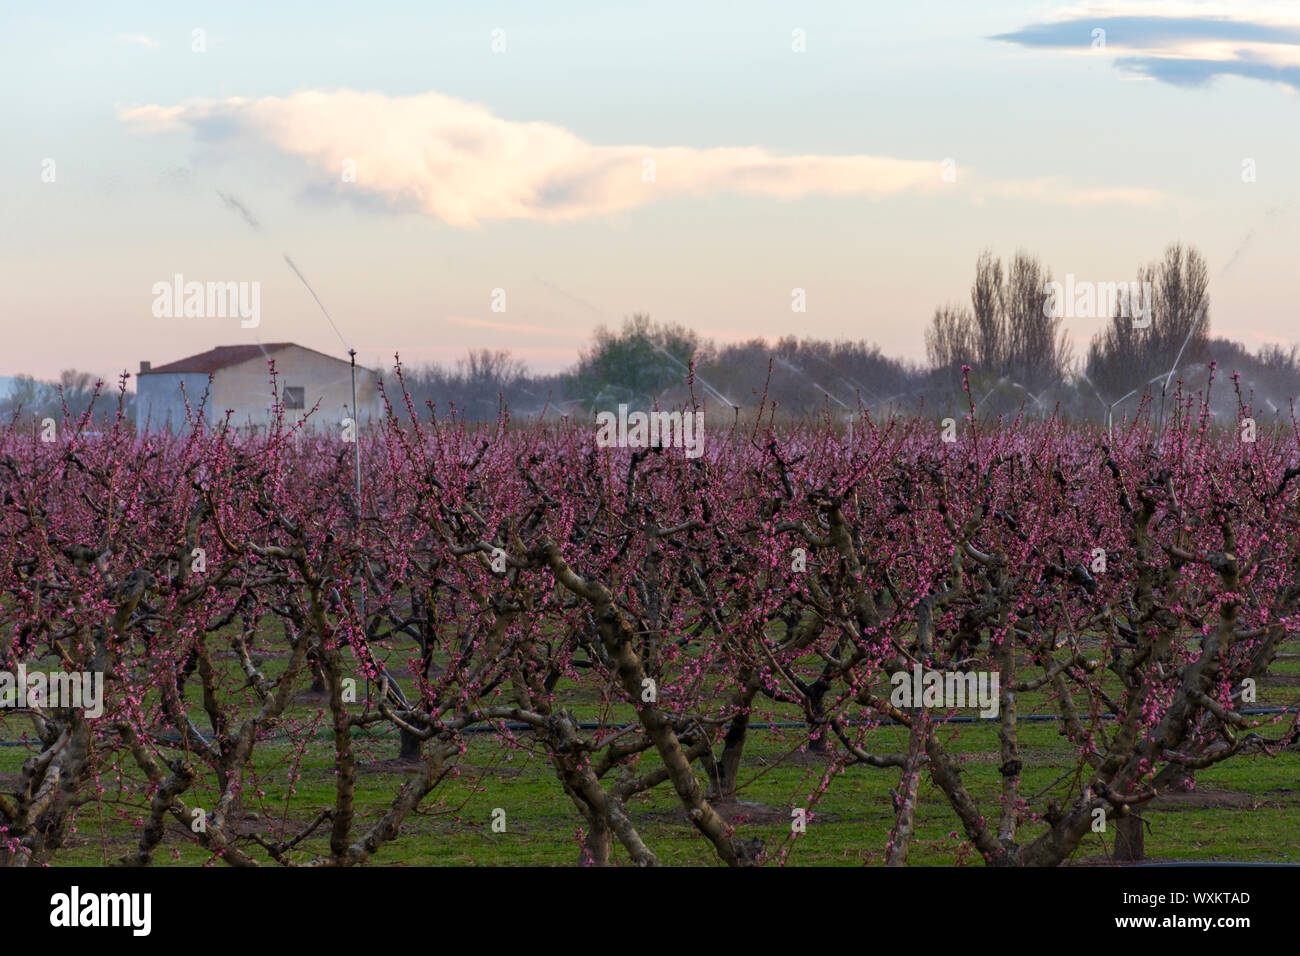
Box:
left=979, top=177, right=1167, bottom=206
left=115, top=34, right=159, bottom=49
left=993, top=2, right=1300, bottom=90
left=446, top=316, right=585, bottom=337
left=119, top=90, right=953, bottom=226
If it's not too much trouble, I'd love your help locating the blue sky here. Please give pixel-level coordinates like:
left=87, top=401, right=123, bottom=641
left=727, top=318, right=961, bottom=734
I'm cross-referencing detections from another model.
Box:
left=3, top=0, right=1298, bottom=383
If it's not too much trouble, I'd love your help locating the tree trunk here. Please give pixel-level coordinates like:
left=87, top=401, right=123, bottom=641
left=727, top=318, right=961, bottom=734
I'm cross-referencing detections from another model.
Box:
left=807, top=679, right=830, bottom=753
left=1115, top=810, right=1145, bottom=862
left=580, top=817, right=611, bottom=866
left=399, top=728, right=424, bottom=761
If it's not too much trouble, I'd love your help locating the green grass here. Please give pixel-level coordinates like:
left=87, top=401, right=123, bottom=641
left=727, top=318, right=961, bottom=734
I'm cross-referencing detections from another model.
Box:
left=4, top=634, right=1297, bottom=866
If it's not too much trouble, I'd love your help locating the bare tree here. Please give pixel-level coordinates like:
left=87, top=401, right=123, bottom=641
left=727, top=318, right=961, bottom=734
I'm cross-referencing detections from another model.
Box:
left=926, top=250, right=1070, bottom=401
left=971, top=250, right=1004, bottom=369
left=925, top=305, right=975, bottom=373
left=1002, top=251, right=1069, bottom=392
left=1087, top=243, right=1209, bottom=400
left=400, top=350, right=542, bottom=420
left=458, top=349, right=526, bottom=388
left=0, top=369, right=105, bottom=423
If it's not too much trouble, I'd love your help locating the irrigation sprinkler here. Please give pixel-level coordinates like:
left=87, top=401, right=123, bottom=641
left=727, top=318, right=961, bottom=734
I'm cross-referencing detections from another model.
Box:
left=635, top=331, right=737, bottom=412
left=282, top=253, right=372, bottom=708
left=1105, top=364, right=1201, bottom=442
left=1155, top=297, right=1211, bottom=432
left=809, top=381, right=854, bottom=445
left=975, top=376, right=1044, bottom=415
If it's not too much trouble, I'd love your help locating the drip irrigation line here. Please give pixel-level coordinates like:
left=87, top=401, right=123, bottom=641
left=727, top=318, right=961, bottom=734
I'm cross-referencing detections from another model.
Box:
left=1, top=707, right=1294, bottom=746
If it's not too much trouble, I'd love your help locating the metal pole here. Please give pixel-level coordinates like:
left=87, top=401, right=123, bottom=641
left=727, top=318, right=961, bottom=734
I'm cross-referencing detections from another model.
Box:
left=350, top=350, right=368, bottom=710
left=350, top=350, right=362, bottom=509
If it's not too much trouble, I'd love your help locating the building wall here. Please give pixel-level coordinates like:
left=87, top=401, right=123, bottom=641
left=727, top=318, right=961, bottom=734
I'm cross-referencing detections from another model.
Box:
left=210, top=347, right=380, bottom=433
left=136, top=372, right=213, bottom=431
left=137, top=347, right=380, bottom=434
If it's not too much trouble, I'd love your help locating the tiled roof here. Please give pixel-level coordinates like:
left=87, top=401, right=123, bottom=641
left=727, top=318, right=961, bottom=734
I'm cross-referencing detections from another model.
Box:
left=139, top=344, right=297, bottom=375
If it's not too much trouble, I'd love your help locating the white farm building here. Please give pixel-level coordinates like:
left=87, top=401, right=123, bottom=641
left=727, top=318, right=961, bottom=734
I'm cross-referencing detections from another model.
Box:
left=136, top=343, right=380, bottom=433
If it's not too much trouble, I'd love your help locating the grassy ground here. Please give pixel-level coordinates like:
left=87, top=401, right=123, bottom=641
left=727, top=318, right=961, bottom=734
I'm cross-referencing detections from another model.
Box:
left=4, top=634, right=1297, bottom=866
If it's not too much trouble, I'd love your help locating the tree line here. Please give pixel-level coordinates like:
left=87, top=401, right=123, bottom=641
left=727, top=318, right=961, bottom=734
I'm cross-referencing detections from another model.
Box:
left=398, top=241, right=1296, bottom=423
left=5, top=241, right=1298, bottom=426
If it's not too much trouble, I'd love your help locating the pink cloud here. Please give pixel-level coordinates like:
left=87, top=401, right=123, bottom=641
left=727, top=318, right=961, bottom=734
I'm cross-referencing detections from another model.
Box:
left=120, top=90, right=951, bottom=226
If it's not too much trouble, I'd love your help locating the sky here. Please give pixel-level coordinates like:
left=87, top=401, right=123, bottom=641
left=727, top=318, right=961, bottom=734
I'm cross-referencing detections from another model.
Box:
left=2, top=0, right=1298, bottom=385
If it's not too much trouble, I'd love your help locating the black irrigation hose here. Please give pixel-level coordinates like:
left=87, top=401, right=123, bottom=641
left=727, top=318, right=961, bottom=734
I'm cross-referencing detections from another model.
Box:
left=1, top=707, right=1296, bottom=746
left=456, top=707, right=1300, bottom=733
